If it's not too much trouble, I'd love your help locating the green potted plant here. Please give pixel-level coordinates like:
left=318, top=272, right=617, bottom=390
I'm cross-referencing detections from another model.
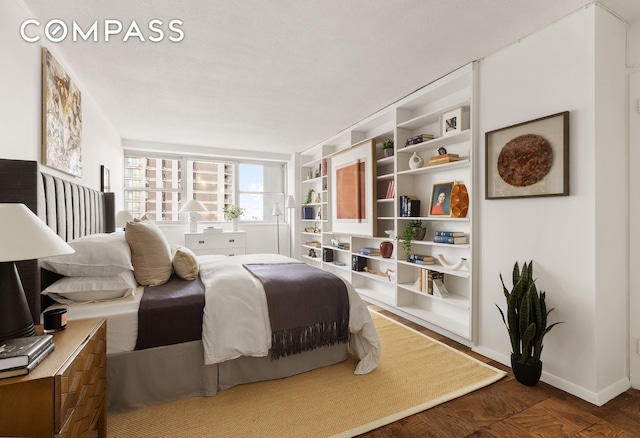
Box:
left=382, top=139, right=394, bottom=158
left=302, top=189, right=315, bottom=219
left=496, top=261, right=563, bottom=386
left=396, top=220, right=425, bottom=260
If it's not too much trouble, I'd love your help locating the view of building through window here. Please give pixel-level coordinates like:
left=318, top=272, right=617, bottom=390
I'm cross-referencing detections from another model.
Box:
left=124, top=155, right=285, bottom=222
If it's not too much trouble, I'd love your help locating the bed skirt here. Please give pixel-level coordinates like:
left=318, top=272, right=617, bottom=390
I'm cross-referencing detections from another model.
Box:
left=107, top=340, right=348, bottom=413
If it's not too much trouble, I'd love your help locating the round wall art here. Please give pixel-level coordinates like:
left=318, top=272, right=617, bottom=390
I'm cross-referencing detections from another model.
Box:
left=497, top=134, right=553, bottom=187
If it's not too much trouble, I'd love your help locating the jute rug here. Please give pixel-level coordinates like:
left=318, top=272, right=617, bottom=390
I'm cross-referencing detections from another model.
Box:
left=107, top=311, right=506, bottom=437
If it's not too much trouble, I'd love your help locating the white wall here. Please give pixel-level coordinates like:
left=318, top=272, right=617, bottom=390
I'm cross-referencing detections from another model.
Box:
left=0, top=1, right=123, bottom=202
left=475, top=5, right=628, bottom=405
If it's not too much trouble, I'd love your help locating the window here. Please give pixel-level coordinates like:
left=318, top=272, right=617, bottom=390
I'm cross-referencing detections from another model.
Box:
left=124, top=154, right=285, bottom=222
left=238, top=163, right=285, bottom=221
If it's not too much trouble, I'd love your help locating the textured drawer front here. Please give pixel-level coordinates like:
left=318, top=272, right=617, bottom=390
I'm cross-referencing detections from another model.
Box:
left=192, top=248, right=246, bottom=256
left=185, top=233, right=245, bottom=250
left=56, top=321, right=107, bottom=437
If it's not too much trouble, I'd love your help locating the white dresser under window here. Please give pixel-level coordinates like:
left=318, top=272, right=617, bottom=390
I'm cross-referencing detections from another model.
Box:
left=184, top=231, right=246, bottom=256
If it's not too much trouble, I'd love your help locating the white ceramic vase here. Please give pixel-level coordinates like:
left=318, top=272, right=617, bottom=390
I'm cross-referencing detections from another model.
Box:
left=408, top=152, right=424, bottom=169
left=231, top=217, right=239, bottom=231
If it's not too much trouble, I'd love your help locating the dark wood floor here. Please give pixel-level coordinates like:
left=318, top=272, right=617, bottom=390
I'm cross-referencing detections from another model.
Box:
left=361, top=304, right=640, bottom=437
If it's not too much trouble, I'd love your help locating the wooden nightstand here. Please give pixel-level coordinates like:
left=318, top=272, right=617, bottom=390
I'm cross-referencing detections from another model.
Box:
left=185, top=231, right=247, bottom=256
left=0, top=318, right=107, bottom=437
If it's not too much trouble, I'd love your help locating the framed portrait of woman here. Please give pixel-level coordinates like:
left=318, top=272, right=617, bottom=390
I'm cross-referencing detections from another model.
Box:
left=429, top=182, right=454, bottom=217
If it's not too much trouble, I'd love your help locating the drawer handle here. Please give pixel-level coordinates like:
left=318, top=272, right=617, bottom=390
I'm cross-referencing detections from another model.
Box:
left=198, top=240, right=205, bottom=244
left=228, top=239, right=235, bottom=243
left=229, top=253, right=235, bottom=256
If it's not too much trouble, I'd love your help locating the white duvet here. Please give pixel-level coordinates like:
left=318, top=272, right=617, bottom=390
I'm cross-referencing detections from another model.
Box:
left=200, top=254, right=381, bottom=374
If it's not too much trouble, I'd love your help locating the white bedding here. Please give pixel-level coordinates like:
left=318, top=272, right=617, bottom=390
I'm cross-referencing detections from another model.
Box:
left=42, top=286, right=144, bottom=354
left=200, top=254, right=381, bottom=374
left=43, top=254, right=382, bottom=374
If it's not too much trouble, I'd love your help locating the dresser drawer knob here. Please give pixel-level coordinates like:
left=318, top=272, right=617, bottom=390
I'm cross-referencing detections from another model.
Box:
left=228, top=239, right=235, bottom=243
left=198, top=240, right=205, bottom=244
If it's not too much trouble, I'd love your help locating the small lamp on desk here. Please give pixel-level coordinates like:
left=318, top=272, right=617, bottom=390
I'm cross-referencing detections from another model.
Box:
left=115, top=210, right=134, bottom=230
left=0, top=204, right=74, bottom=342
left=272, top=202, right=284, bottom=255
left=179, top=199, right=208, bottom=233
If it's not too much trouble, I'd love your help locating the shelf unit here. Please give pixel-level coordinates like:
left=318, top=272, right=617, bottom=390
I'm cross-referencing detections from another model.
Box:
left=295, top=63, right=477, bottom=342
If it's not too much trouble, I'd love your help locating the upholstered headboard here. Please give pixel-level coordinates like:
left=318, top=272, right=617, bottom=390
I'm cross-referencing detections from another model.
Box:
left=0, top=158, right=115, bottom=323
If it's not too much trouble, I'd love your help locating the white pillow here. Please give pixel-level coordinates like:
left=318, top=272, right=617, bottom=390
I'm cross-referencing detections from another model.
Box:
left=41, top=270, right=138, bottom=304
left=172, top=245, right=199, bottom=281
left=41, top=232, right=133, bottom=276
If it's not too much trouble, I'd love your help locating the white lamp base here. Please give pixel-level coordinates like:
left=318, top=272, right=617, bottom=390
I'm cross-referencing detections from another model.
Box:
left=189, top=212, right=198, bottom=232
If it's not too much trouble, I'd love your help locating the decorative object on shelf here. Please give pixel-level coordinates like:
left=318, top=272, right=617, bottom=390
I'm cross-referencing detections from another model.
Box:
left=42, top=48, right=83, bottom=177
left=364, top=267, right=395, bottom=281
left=180, top=199, right=209, bottom=232
left=331, top=139, right=376, bottom=237
left=436, top=254, right=467, bottom=270
left=397, top=220, right=425, bottom=259
left=427, top=153, right=460, bottom=167
left=408, top=152, right=424, bottom=170
left=384, top=230, right=396, bottom=239
left=352, top=255, right=367, bottom=272
left=302, top=206, right=314, bottom=220
left=322, top=248, right=334, bottom=262
left=305, top=189, right=315, bottom=204
left=316, top=207, right=322, bottom=220
left=496, top=261, right=563, bottom=386
left=440, top=106, right=463, bottom=137
left=0, top=204, right=74, bottom=341
left=429, top=181, right=455, bottom=217
left=379, top=241, right=393, bottom=258
left=382, top=139, right=394, bottom=158
left=314, top=193, right=322, bottom=204
left=272, top=203, right=283, bottom=255
left=308, top=248, right=317, bottom=258
left=438, top=147, right=448, bottom=155
left=223, top=204, right=244, bottom=231
left=450, top=183, right=469, bottom=218
left=100, top=165, right=110, bottom=192
left=485, top=111, right=569, bottom=199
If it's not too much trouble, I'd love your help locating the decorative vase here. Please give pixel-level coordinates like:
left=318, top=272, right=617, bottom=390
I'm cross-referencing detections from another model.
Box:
left=408, top=152, right=424, bottom=169
left=383, top=148, right=394, bottom=158
left=231, top=217, right=239, bottom=231
left=511, top=358, right=542, bottom=386
left=450, top=183, right=469, bottom=218
left=413, top=227, right=426, bottom=241
left=380, top=241, right=393, bottom=258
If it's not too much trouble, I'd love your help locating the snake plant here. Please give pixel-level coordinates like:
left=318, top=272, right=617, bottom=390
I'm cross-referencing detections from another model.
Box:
left=496, top=261, right=563, bottom=366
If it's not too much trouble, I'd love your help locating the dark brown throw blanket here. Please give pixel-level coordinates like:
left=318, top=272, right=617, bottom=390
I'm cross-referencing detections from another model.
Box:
left=135, top=274, right=205, bottom=350
left=243, top=263, right=349, bottom=359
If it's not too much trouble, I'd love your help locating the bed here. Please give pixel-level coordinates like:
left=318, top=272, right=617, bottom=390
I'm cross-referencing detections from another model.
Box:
left=0, top=158, right=381, bottom=414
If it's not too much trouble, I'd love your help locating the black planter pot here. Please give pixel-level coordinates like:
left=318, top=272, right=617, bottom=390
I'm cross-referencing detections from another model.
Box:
left=511, top=358, right=542, bottom=386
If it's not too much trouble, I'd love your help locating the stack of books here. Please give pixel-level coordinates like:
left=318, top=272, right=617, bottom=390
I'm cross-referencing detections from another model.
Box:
left=384, top=180, right=395, bottom=199
left=433, top=230, right=467, bottom=244
left=359, top=247, right=380, bottom=256
left=408, top=254, right=435, bottom=265
left=399, top=195, right=421, bottom=217
left=337, top=242, right=350, bottom=250
left=414, top=269, right=447, bottom=295
left=427, top=153, right=460, bottom=166
left=405, top=134, right=435, bottom=146
left=0, top=334, right=55, bottom=379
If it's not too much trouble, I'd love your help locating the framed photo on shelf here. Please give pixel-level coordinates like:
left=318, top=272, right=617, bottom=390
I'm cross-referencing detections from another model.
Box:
left=439, top=107, right=463, bottom=137
left=485, top=111, right=569, bottom=199
left=100, top=165, right=110, bottom=192
left=429, top=181, right=454, bottom=217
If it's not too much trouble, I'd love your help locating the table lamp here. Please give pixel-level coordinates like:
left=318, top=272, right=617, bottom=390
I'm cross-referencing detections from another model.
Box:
left=0, top=204, right=74, bottom=341
left=116, top=210, right=134, bottom=229
left=272, top=202, right=283, bottom=255
left=179, top=199, right=208, bottom=232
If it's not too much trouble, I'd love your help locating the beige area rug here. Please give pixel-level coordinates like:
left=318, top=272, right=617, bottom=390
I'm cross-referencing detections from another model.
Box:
left=108, top=311, right=506, bottom=437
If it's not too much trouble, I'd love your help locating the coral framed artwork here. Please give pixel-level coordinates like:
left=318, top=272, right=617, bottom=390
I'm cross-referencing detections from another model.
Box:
left=42, top=48, right=83, bottom=176
left=331, top=140, right=377, bottom=236
left=485, top=111, right=569, bottom=199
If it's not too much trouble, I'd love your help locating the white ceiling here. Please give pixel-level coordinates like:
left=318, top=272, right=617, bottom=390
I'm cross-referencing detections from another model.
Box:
left=21, top=0, right=640, bottom=155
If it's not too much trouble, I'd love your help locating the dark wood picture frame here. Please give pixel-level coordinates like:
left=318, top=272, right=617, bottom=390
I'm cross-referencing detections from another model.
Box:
left=100, top=165, right=110, bottom=192
left=485, top=111, right=569, bottom=199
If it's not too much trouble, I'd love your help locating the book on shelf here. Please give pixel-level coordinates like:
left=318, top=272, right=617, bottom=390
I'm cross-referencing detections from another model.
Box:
left=399, top=195, right=420, bottom=217
left=0, top=334, right=53, bottom=371
left=434, top=231, right=465, bottom=237
left=427, top=155, right=461, bottom=166
left=359, top=247, right=380, bottom=256
left=0, top=342, right=55, bottom=379
left=337, top=242, right=350, bottom=250
left=385, top=180, right=395, bottom=199
left=427, top=270, right=445, bottom=295
left=405, top=134, right=435, bottom=146
left=409, top=254, right=435, bottom=265
left=433, top=235, right=467, bottom=244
